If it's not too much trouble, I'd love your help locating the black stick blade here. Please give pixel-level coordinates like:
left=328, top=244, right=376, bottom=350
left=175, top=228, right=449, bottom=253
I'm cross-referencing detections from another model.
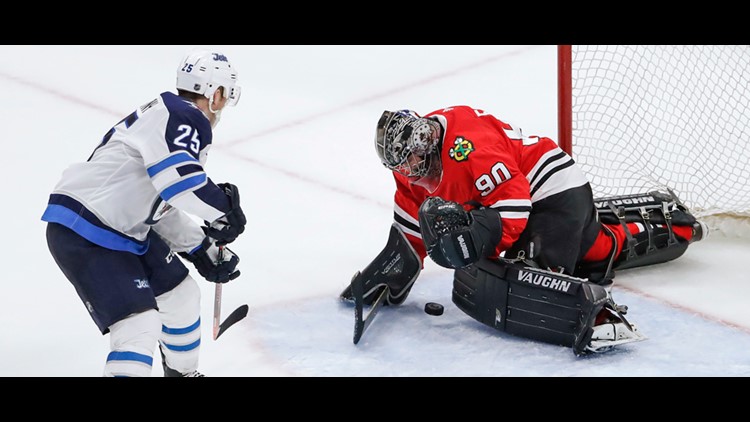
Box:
left=352, top=272, right=364, bottom=344
left=352, top=270, right=388, bottom=345
left=216, top=304, right=249, bottom=339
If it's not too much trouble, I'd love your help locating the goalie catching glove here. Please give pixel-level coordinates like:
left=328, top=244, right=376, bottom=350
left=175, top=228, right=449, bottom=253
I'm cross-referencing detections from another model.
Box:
left=179, top=237, right=240, bottom=283
left=418, top=197, right=502, bottom=269
left=204, top=182, right=246, bottom=246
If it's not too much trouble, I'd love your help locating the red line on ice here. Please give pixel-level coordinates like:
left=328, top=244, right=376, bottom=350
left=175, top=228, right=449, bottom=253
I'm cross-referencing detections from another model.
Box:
left=220, top=46, right=542, bottom=149
left=616, top=284, right=750, bottom=334
left=0, top=71, right=124, bottom=118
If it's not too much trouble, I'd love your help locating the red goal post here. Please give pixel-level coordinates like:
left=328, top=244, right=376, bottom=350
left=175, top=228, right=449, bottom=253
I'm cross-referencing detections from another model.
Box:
left=558, top=45, right=573, bottom=156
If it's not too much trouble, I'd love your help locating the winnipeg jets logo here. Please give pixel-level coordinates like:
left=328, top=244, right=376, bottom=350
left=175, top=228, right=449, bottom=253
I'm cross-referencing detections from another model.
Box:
left=133, top=278, right=150, bottom=289
left=449, top=137, right=474, bottom=162
left=145, top=199, right=174, bottom=225
left=153, top=202, right=173, bottom=221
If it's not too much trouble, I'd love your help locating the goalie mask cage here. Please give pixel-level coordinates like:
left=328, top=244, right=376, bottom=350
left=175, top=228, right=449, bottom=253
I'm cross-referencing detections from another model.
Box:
left=558, top=45, right=750, bottom=236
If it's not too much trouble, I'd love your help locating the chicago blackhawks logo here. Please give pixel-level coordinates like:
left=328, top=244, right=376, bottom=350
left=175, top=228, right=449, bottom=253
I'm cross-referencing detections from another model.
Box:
left=449, top=137, right=474, bottom=162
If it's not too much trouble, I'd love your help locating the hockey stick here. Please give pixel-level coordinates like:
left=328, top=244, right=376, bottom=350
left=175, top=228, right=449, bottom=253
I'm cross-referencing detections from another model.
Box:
left=352, top=271, right=389, bottom=345
left=212, top=283, right=223, bottom=340
left=216, top=304, right=249, bottom=339
left=212, top=246, right=249, bottom=340
left=212, top=247, right=224, bottom=340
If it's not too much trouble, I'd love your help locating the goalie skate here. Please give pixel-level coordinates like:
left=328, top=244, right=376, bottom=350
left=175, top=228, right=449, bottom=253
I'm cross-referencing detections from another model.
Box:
left=584, top=306, right=647, bottom=354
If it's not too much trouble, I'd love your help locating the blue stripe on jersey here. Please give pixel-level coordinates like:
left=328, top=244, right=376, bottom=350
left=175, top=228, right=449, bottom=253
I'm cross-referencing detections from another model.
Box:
left=41, top=204, right=149, bottom=255
left=44, top=194, right=147, bottom=241
left=160, top=173, right=207, bottom=201
left=106, top=351, right=153, bottom=366
left=162, top=338, right=201, bottom=352
left=147, top=152, right=199, bottom=178
left=162, top=318, right=200, bottom=335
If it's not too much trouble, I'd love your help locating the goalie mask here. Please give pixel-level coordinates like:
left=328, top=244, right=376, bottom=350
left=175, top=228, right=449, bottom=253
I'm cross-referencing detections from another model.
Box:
left=375, top=110, right=444, bottom=193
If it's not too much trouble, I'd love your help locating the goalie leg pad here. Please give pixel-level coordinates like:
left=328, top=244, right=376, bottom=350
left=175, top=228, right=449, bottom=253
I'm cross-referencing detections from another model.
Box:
left=594, top=189, right=697, bottom=271
left=614, top=229, right=689, bottom=270
left=452, top=258, right=640, bottom=355
left=340, top=224, right=422, bottom=306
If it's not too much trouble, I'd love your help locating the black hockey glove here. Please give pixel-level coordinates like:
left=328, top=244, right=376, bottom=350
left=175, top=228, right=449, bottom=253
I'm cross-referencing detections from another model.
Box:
left=418, top=197, right=502, bottom=269
left=205, top=183, right=246, bottom=246
left=179, top=238, right=240, bottom=283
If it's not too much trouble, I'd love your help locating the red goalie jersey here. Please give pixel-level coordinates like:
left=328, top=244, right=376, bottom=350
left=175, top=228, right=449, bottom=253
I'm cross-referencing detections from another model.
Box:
left=391, top=105, right=591, bottom=262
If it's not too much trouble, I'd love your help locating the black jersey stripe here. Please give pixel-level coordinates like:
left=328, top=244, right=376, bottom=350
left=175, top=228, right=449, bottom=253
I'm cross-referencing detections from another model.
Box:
left=528, top=151, right=568, bottom=188
left=394, top=211, right=420, bottom=233
left=492, top=205, right=533, bottom=213
left=530, top=159, right=576, bottom=198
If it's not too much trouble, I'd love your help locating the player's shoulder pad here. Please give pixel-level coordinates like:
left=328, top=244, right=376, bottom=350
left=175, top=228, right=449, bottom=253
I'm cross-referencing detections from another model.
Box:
left=160, top=92, right=213, bottom=158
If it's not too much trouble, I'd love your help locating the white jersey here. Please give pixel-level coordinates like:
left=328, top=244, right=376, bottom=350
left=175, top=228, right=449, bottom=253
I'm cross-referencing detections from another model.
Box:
left=41, top=91, right=232, bottom=255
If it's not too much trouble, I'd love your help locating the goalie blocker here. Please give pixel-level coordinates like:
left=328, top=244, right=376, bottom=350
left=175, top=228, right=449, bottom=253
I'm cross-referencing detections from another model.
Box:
left=453, top=257, right=645, bottom=355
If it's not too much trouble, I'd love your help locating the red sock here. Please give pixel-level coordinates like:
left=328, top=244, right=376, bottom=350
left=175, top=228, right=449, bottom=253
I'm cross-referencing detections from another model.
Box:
left=671, top=225, right=693, bottom=241
left=582, top=229, right=618, bottom=262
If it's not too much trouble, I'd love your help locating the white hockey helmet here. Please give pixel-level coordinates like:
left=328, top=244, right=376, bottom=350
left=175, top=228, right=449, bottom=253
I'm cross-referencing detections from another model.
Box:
left=176, top=49, right=241, bottom=106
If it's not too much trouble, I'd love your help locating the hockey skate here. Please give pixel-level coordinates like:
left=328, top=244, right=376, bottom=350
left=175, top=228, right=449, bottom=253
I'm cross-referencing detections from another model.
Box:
left=163, top=366, right=205, bottom=377
left=160, top=345, right=205, bottom=377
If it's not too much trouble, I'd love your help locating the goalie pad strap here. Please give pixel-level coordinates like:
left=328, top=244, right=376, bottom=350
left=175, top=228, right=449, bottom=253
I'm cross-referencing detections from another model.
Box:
left=606, top=201, right=638, bottom=261
left=595, top=189, right=695, bottom=270
left=595, top=189, right=696, bottom=227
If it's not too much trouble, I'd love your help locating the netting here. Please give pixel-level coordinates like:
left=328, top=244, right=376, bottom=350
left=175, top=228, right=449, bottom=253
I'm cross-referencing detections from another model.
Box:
left=570, top=45, right=750, bottom=218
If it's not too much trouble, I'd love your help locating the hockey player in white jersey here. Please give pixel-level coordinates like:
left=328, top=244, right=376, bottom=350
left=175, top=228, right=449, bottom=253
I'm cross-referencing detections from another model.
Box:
left=41, top=49, right=247, bottom=377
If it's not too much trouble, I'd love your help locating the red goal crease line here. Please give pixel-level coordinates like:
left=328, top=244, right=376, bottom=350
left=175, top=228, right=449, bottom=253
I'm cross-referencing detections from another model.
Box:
left=615, top=284, right=750, bottom=335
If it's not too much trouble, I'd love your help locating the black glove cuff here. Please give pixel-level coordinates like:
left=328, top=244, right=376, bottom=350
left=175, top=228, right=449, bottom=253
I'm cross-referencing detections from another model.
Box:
left=468, top=207, right=503, bottom=257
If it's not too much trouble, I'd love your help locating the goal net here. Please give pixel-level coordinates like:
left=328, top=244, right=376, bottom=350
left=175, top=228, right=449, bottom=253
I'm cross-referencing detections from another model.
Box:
left=558, top=45, right=750, bottom=236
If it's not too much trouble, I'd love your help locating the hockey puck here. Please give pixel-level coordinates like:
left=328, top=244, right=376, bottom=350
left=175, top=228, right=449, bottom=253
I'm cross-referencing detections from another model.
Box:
left=424, top=302, right=444, bottom=316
